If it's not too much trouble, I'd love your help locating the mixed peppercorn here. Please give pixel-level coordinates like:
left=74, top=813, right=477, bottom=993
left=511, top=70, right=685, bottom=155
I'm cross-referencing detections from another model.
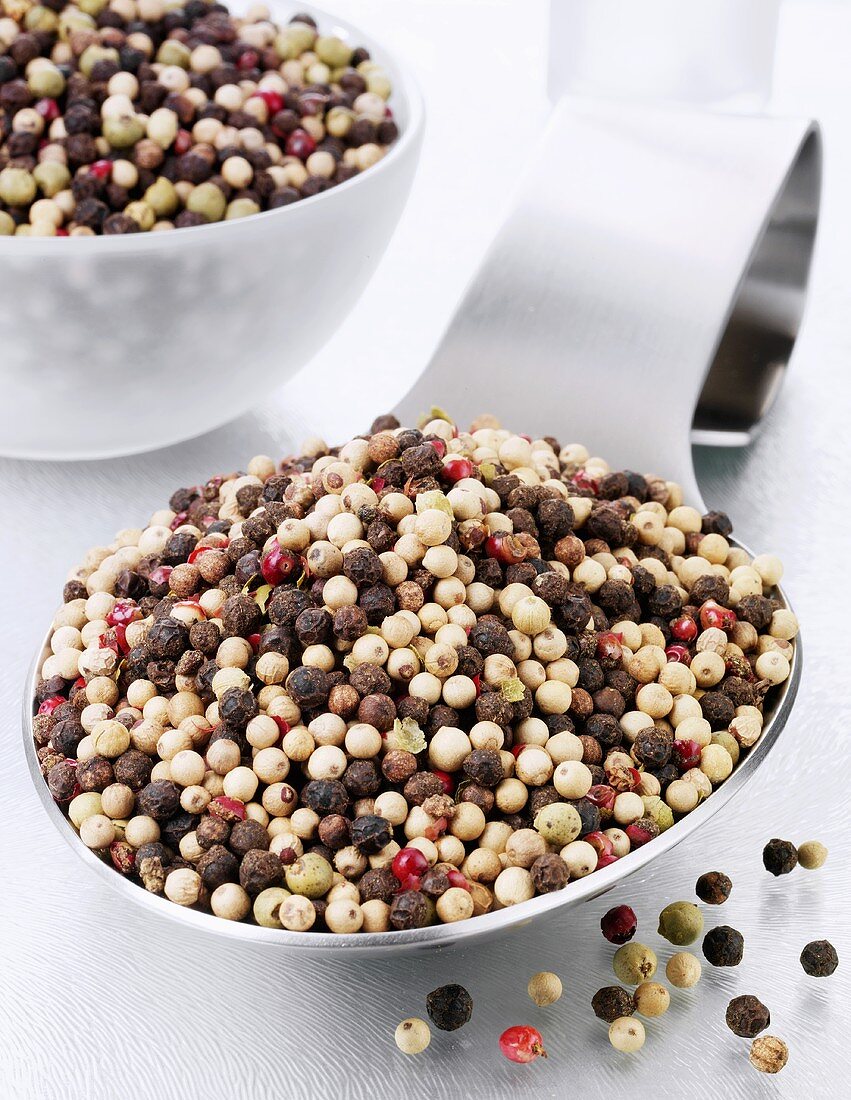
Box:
left=0, top=1, right=398, bottom=236
left=34, top=411, right=798, bottom=934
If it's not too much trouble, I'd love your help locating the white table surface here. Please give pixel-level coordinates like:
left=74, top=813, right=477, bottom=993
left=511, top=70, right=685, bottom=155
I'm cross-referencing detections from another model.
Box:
left=2, top=2, right=849, bottom=1097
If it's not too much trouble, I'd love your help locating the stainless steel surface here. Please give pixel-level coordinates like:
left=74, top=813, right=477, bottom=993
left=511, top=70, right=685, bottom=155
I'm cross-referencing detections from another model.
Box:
left=20, top=550, right=800, bottom=955
left=2, top=2, right=849, bottom=1097
left=397, top=100, right=821, bottom=506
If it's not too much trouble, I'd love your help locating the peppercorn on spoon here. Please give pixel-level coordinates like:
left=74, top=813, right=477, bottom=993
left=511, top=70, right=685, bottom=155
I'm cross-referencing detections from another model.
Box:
left=23, top=101, right=816, bottom=953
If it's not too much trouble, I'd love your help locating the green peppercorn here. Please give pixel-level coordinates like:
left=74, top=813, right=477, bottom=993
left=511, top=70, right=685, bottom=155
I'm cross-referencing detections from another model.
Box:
left=144, top=177, right=178, bottom=218
left=284, top=852, right=334, bottom=899
left=124, top=201, right=155, bottom=231
left=0, top=167, right=37, bottom=207
left=33, top=161, right=70, bottom=198
left=534, top=802, right=582, bottom=846
left=315, top=35, right=353, bottom=68
left=326, top=106, right=355, bottom=138
left=275, top=22, right=316, bottom=60
left=58, top=9, right=95, bottom=42
left=657, top=900, right=704, bottom=946
left=79, top=44, right=119, bottom=78
left=103, top=114, right=145, bottom=149
left=253, top=886, right=291, bottom=928
left=225, top=198, right=261, bottom=220
left=28, top=64, right=66, bottom=99
left=0, top=211, right=16, bottom=236
left=25, top=7, right=59, bottom=34
left=642, top=794, right=674, bottom=831
left=187, top=181, right=227, bottom=222
left=612, top=942, right=657, bottom=985
left=156, top=40, right=191, bottom=68
left=78, top=0, right=108, bottom=15
left=366, top=70, right=392, bottom=99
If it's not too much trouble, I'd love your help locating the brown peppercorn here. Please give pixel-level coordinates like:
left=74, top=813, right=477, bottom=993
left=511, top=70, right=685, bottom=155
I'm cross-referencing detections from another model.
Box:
left=463, top=748, right=505, bottom=788
left=404, top=772, right=445, bottom=806
left=695, top=870, right=732, bottom=905
left=762, top=838, right=798, bottom=876
left=229, top=819, right=271, bottom=857
left=726, top=995, right=771, bottom=1038
left=136, top=780, right=181, bottom=821
left=800, top=940, right=839, bottom=977
left=197, top=844, right=240, bottom=890
left=239, top=849, right=283, bottom=896
left=357, top=693, right=396, bottom=731
left=703, top=925, right=744, bottom=967
left=382, top=749, right=418, bottom=784
left=530, top=852, right=569, bottom=893
left=318, top=814, right=352, bottom=850
left=196, top=815, right=231, bottom=850
left=359, top=866, right=400, bottom=903
left=592, top=985, right=635, bottom=1023
left=420, top=867, right=451, bottom=898
left=76, top=756, right=114, bottom=793
left=47, top=760, right=78, bottom=802
left=389, top=889, right=432, bottom=930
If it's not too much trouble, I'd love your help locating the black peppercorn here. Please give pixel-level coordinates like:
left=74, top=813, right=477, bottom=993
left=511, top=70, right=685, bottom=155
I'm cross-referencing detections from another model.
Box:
left=359, top=866, right=400, bottom=903
left=530, top=852, right=569, bottom=893
left=229, top=819, right=270, bottom=857
left=389, top=889, right=432, bottom=930
left=302, top=779, right=349, bottom=816
left=800, top=940, right=839, bottom=977
left=726, top=995, right=771, bottom=1038
left=75, top=756, right=114, bottom=792
left=426, top=984, right=473, bottom=1032
left=462, top=748, right=504, bottom=787
left=239, top=849, right=283, bottom=895
left=695, top=870, right=732, bottom=905
left=762, top=838, right=798, bottom=876
left=350, top=814, right=392, bottom=854
left=702, top=925, right=745, bottom=967
left=197, top=844, right=239, bottom=890
left=592, top=985, right=635, bottom=1023
left=136, top=780, right=181, bottom=821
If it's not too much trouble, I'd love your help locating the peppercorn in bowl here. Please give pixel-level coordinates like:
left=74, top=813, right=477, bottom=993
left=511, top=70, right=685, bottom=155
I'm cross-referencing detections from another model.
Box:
left=24, top=412, right=800, bottom=952
left=0, top=1, right=423, bottom=458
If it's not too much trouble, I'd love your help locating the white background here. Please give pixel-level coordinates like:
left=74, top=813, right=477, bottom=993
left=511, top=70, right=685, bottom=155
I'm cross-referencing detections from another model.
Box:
left=2, top=1, right=850, bottom=1097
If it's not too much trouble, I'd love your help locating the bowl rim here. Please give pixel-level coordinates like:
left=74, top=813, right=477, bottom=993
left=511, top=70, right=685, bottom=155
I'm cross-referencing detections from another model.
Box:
left=22, top=536, right=801, bottom=953
left=0, top=0, right=425, bottom=254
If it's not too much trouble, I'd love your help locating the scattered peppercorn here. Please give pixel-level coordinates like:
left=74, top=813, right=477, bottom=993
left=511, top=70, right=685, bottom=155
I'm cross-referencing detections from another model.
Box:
left=800, top=940, right=839, bottom=977
left=394, top=1018, right=430, bottom=1055
left=762, top=838, right=798, bottom=876
left=613, top=942, right=657, bottom=985
left=527, top=971, right=563, bottom=1007
left=749, top=1035, right=788, bottom=1074
left=703, top=925, right=745, bottom=967
left=666, top=952, right=702, bottom=988
left=592, top=985, right=636, bottom=1023
left=797, top=840, right=828, bottom=870
left=695, top=871, right=732, bottom=905
left=33, top=411, right=797, bottom=934
left=657, top=900, right=704, bottom=946
left=425, top=984, right=473, bottom=1031
left=726, top=995, right=771, bottom=1038
left=600, top=904, right=638, bottom=944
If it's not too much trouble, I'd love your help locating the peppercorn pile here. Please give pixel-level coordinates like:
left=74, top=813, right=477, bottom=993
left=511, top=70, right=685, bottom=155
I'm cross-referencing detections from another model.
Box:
left=33, top=411, right=798, bottom=933
left=0, top=1, right=398, bottom=236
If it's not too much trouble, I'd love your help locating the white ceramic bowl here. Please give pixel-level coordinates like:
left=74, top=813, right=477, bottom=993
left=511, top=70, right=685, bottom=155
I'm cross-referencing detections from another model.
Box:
left=0, top=2, right=423, bottom=460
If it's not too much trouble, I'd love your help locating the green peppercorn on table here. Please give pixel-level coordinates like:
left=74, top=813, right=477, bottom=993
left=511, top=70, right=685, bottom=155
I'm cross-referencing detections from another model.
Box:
left=2, top=1, right=851, bottom=1098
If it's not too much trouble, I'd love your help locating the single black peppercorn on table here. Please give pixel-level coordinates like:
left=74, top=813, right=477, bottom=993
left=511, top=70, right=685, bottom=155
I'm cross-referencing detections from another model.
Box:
left=31, top=411, right=798, bottom=934
left=0, top=1, right=399, bottom=236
